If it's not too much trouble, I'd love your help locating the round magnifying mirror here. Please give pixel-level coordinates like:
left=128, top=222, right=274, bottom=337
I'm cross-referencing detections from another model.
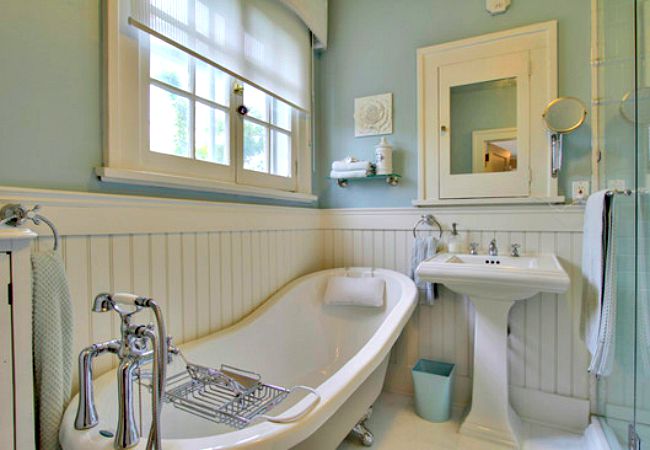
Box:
left=542, top=97, right=587, bottom=178
left=543, top=97, right=587, bottom=133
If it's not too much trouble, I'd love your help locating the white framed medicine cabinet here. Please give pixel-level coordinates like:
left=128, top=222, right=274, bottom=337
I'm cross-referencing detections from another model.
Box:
left=414, top=21, right=564, bottom=206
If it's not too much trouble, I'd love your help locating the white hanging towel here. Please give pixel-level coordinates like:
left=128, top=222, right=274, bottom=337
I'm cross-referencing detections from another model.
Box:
left=580, top=190, right=617, bottom=376
left=410, top=236, right=438, bottom=306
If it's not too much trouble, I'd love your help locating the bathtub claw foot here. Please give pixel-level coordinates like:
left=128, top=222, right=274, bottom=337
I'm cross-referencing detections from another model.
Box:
left=350, top=422, right=374, bottom=447
left=348, top=407, right=374, bottom=447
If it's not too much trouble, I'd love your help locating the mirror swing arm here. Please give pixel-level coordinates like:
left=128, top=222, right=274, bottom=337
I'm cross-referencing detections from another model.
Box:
left=542, top=96, right=588, bottom=179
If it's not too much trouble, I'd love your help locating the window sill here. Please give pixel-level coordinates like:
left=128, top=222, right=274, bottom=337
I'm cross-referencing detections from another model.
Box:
left=95, top=167, right=317, bottom=204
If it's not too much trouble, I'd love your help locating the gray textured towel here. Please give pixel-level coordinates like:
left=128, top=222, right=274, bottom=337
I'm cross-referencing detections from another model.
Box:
left=32, top=250, right=74, bottom=450
left=410, top=236, right=439, bottom=305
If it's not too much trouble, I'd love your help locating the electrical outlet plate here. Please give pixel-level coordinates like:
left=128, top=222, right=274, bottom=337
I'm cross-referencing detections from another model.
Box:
left=572, top=181, right=590, bottom=202
left=486, top=0, right=511, bottom=15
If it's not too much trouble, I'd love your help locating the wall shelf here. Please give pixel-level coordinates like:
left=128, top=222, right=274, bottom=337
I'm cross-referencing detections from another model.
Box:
left=329, top=173, right=401, bottom=188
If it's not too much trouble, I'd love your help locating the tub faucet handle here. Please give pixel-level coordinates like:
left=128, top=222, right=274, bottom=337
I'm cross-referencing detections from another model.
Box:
left=511, top=243, right=521, bottom=257
left=469, top=242, right=479, bottom=255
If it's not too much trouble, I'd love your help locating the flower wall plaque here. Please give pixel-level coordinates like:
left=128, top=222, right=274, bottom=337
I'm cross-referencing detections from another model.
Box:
left=354, top=93, right=393, bottom=137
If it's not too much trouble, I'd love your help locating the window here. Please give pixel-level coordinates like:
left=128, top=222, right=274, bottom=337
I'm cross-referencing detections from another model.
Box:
left=243, top=85, right=292, bottom=177
left=149, top=37, right=230, bottom=165
left=99, top=0, right=315, bottom=203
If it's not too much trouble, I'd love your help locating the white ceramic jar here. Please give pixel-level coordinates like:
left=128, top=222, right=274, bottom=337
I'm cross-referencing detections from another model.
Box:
left=375, top=137, right=393, bottom=175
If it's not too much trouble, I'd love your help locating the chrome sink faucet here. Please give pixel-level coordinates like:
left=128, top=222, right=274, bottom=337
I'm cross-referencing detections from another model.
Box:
left=488, top=239, right=498, bottom=257
left=75, top=293, right=170, bottom=450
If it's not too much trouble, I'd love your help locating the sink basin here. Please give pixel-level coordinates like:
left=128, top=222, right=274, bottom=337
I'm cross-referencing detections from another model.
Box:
left=416, top=253, right=570, bottom=448
left=416, top=253, right=569, bottom=300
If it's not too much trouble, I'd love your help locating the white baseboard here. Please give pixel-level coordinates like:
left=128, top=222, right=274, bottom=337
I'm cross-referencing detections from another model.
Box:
left=510, top=385, right=590, bottom=434
left=585, top=417, right=618, bottom=450
left=385, top=376, right=590, bottom=435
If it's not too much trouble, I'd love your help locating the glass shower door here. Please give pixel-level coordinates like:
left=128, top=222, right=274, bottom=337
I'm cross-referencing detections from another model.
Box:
left=594, top=0, right=647, bottom=447
left=633, top=0, right=650, bottom=444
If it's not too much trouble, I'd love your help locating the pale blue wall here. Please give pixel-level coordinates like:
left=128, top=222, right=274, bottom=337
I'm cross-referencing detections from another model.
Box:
left=0, top=0, right=313, bottom=207
left=0, top=0, right=591, bottom=209
left=315, top=0, right=592, bottom=208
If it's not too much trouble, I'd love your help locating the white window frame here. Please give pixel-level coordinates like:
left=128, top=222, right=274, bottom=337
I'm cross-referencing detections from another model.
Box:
left=98, top=1, right=315, bottom=203
left=236, top=88, right=299, bottom=192
left=139, top=36, right=238, bottom=183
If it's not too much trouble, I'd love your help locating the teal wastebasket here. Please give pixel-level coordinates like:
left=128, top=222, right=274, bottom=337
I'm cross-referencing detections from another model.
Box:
left=411, top=359, right=455, bottom=422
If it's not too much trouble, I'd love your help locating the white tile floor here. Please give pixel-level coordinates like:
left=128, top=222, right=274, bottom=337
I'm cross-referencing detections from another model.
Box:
left=338, top=393, right=587, bottom=450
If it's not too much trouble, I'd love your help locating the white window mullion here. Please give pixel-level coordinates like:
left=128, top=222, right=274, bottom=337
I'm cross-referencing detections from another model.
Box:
left=266, top=95, right=272, bottom=174
left=189, top=56, right=197, bottom=160
left=265, top=126, right=271, bottom=174
left=233, top=80, right=243, bottom=182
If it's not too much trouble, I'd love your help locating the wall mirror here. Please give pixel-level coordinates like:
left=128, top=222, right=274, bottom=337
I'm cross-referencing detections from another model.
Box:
left=451, top=78, right=518, bottom=175
left=416, top=21, right=562, bottom=205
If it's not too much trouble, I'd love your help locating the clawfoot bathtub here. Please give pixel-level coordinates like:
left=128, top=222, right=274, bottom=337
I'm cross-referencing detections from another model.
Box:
left=60, top=267, right=417, bottom=449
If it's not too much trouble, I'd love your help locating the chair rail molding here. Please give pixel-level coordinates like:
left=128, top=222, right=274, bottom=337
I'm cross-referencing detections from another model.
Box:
left=0, top=186, right=583, bottom=237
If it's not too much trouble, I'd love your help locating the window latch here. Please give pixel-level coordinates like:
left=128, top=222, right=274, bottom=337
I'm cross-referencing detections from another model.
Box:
left=233, top=83, right=244, bottom=96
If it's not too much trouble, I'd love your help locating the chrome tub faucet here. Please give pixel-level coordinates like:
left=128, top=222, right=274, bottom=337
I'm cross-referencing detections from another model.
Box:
left=75, top=293, right=169, bottom=450
left=74, top=339, right=121, bottom=430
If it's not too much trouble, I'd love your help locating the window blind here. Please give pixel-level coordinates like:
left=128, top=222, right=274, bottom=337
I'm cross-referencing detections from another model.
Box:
left=279, top=0, right=328, bottom=49
left=129, top=0, right=312, bottom=111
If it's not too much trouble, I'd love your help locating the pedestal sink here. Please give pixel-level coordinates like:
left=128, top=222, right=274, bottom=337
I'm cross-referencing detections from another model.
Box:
left=416, top=253, right=570, bottom=448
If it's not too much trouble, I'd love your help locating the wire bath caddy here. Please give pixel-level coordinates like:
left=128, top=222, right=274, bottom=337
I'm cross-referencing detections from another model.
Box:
left=139, top=360, right=320, bottom=430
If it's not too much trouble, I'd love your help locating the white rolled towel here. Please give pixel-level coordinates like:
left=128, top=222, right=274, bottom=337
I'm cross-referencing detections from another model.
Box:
left=323, top=276, right=385, bottom=307
left=330, top=169, right=368, bottom=179
left=331, top=160, right=372, bottom=171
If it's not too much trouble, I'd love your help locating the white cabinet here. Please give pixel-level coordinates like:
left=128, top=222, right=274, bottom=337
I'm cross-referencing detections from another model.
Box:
left=0, top=228, right=36, bottom=450
left=0, top=253, right=14, bottom=450
left=438, top=51, right=531, bottom=199
left=415, top=21, right=563, bottom=206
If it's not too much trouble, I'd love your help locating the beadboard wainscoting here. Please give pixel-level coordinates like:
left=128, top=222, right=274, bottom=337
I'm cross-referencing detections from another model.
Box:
left=0, top=187, right=590, bottom=431
left=318, top=229, right=589, bottom=430
left=1, top=187, right=322, bottom=394
left=320, top=206, right=591, bottom=433
left=34, top=229, right=323, bottom=391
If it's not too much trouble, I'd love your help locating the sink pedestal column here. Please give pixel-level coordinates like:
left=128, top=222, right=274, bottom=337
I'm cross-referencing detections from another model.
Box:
left=459, top=296, right=522, bottom=448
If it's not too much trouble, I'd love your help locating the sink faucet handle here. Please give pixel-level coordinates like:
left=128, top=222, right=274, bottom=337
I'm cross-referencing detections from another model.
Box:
left=469, top=242, right=479, bottom=255
left=511, top=243, right=521, bottom=257
left=488, top=239, right=498, bottom=256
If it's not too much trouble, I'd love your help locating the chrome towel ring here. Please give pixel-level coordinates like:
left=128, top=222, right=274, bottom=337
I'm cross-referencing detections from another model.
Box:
left=0, top=204, right=60, bottom=251
left=412, top=214, right=443, bottom=239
